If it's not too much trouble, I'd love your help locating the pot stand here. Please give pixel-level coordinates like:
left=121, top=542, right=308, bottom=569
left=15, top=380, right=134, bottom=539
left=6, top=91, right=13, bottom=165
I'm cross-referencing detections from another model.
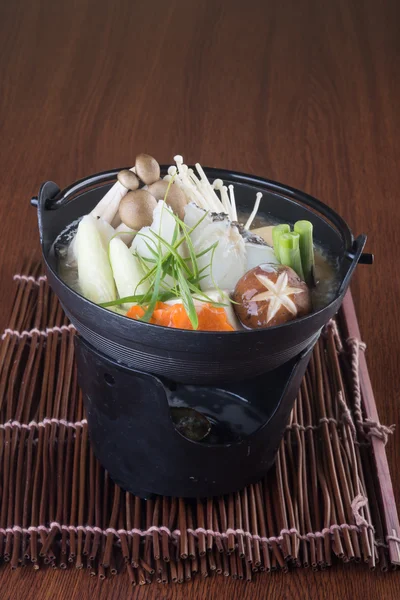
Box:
left=75, top=335, right=316, bottom=499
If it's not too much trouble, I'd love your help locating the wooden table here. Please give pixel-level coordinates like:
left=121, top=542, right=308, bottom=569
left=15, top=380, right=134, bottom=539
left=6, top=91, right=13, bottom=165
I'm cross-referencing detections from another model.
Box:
left=0, top=0, right=399, bottom=597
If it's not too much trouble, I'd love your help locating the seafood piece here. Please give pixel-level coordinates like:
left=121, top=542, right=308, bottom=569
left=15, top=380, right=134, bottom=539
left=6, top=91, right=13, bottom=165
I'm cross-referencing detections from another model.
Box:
left=235, top=224, right=279, bottom=271
left=184, top=204, right=246, bottom=291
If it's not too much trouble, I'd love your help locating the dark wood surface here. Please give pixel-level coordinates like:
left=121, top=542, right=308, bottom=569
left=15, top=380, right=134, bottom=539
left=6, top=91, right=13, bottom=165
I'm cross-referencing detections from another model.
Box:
left=0, top=0, right=399, bottom=597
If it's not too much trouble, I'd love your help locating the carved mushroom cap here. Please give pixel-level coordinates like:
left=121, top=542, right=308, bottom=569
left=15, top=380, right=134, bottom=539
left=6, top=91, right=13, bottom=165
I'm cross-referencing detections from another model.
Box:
left=119, top=190, right=157, bottom=230
left=147, top=179, right=187, bottom=220
left=232, top=264, right=311, bottom=329
left=117, top=169, right=139, bottom=191
left=135, top=153, right=160, bottom=185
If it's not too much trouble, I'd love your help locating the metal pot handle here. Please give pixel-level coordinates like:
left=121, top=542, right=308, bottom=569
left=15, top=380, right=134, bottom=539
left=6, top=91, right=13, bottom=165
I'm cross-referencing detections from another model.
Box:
left=31, top=168, right=127, bottom=210
left=338, top=234, right=370, bottom=296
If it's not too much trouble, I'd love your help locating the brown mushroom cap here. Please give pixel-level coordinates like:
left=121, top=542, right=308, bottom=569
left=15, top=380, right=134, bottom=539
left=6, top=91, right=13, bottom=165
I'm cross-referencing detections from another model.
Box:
left=135, top=153, right=160, bottom=185
left=117, top=169, right=139, bottom=191
left=232, top=264, right=311, bottom=329
left=147, top=180, right=187, bottom=220
left=119, top=190, right=157, bottom=230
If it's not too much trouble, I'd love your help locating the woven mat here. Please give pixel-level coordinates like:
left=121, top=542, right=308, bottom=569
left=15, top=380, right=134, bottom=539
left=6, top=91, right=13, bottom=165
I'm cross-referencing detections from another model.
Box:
left=0, top=268, right=399, bottom=584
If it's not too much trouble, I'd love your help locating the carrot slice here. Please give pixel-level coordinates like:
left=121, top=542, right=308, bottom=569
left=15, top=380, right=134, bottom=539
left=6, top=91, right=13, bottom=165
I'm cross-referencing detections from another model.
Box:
left=126, top=302, right=234, bottom=331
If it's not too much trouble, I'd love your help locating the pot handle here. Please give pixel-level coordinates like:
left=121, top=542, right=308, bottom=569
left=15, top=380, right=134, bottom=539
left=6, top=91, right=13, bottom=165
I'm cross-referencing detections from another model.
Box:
left=338, top=234, right=370, bottom=296
left=31, top=168, right=127, bottom=211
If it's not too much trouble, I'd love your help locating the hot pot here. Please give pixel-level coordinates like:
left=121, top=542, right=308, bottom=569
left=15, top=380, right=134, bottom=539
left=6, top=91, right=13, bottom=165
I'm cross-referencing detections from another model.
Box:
left=31, top=167, right=370, bottom=497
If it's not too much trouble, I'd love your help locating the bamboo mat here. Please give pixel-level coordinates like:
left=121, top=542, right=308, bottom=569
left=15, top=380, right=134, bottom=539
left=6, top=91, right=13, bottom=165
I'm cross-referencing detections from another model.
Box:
left=0, top=267, right=399, bottom=584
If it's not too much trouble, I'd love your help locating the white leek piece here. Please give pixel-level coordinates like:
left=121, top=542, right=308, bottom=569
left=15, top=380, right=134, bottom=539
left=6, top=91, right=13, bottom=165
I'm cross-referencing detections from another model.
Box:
left=96, top=218, right=116, bottom=246
left=109, top=237, right=149, bottom=308
left=75, top=215, right=116, bottom=304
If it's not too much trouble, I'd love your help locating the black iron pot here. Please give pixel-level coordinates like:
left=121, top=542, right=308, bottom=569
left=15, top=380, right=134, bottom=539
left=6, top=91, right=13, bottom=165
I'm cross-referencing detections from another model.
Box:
left=33, top=167, right=369, bottom=384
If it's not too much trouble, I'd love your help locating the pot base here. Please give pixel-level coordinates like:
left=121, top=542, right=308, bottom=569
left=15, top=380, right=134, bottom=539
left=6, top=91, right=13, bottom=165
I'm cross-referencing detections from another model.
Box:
left=76, top=335, right=316, bottom=498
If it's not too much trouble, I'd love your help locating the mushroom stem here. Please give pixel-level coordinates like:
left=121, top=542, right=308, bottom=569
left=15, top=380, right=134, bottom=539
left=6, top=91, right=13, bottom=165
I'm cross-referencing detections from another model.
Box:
left=228, top=185, right=238, bottom=222
left=173, top=157, right=209, bottom=209
left=91, top=167, right=136, bottom=223
left=172, top=155, right=229, bottom=214
left=244, top=192, right=262, bottom=229
left=114, top=223, right=136, bottom=246
left=194, top=163, right=225, bottom=213
left=213, top=180, right=232, bottom=217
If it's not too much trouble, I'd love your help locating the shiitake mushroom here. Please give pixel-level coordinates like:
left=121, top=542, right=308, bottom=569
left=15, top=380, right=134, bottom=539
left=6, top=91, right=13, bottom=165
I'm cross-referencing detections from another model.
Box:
left=233, top=264, right=311, bottom=329
left=119, top=190, right=157, bottom=230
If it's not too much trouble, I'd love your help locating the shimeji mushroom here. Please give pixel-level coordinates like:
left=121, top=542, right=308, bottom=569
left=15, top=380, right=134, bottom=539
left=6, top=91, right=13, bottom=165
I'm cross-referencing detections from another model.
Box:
left=147, top=179, right=187, bottom=219
left=90, top=154, right=160, bottom=225
left=119, top=190, right=157, bottom=231
left=91, top=166, right=138, bottom=224
left=135, top=153, right=160, bottom=185
left=118, top=169, right=140, bottom=191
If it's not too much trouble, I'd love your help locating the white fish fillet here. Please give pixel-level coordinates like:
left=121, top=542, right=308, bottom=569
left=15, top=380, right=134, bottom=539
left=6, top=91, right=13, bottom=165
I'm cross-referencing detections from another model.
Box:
left=184, top=203, right=246, bottom=291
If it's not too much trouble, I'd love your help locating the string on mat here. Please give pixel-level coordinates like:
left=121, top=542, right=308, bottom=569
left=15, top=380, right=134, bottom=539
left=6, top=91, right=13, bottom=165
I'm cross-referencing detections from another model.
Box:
left=347, top=337, right=395, bottom=446
left=13, top=273, right=47, bottom=285
left=1, top=324, right=76, bottom=340
left=0, top=418, right=87, bottom=431
left=0, top=522, right=374, bottom=544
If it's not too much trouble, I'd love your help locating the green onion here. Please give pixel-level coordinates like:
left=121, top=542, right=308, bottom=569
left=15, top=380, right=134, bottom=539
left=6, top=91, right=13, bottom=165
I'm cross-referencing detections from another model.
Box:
left=176, top=267, right=199, bottom=329
left=294, top=220, right=315, bottom=286
left=279, top=233, right=305, bottom=280
left=100, top=290, right=176, bottom=308
left=272, top=224, right=290, bottom=262
left=140, top=259, right=164, bottom=323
